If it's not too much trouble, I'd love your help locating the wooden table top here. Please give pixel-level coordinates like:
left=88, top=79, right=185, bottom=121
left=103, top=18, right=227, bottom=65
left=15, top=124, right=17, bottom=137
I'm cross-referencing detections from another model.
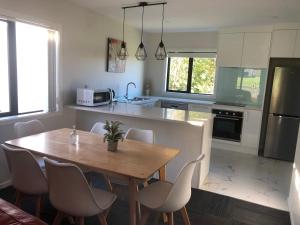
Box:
left=5, top=128, right=180, bottom=180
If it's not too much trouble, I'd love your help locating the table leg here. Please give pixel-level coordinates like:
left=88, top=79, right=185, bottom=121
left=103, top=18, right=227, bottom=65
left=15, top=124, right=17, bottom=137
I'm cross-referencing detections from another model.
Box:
left=129, top=178, right=137, bottom=225
left=159, top=165, right=166, bottom=181
left=159, top=166, right=168, bottom=223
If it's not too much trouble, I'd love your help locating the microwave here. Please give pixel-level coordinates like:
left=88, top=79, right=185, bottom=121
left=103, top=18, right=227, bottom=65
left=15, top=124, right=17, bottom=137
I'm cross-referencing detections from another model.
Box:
left=77, top=88, right=112, bottom=106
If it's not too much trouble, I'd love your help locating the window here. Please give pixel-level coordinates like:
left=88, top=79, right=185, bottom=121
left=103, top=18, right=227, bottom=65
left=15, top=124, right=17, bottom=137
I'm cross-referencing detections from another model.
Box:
left=166, top=52, right=217, bottom=95
left=0, top=19, right=58, bottom=118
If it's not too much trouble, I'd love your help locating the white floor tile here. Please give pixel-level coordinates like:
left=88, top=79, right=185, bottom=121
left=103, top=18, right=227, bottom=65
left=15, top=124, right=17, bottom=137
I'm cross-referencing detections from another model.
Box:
left=200, top=148, right=293, bottom=211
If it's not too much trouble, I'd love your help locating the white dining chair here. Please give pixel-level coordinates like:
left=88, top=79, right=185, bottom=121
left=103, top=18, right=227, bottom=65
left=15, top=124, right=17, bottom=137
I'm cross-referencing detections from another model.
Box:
left=90, top=122, right=106, bottom=135
left=137, top=154, right=205, bottom=225
left=1, top=144, right=48, bottom=218
left=14, top=119, right=45, bottom=138
left=44, top=157, right=117, bottom=225
left=89, top=121, right=113, bottom=191
left=125, top=128, right=154, bottom=144
left=14, top=119, right=46, bottom=168
left=109, top=128, right=155, bottom=187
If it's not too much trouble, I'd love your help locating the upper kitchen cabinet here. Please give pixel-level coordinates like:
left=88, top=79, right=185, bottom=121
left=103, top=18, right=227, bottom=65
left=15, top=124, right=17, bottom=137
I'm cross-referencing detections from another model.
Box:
left=241, top=33, right=271, bottom=68
left=217, top=33, right=244, bottom=67
left=270, top=30, right=297, bottom=57
left=217, top=32, right=271, bottom=68
left=294, top=30, right=300, bottom=58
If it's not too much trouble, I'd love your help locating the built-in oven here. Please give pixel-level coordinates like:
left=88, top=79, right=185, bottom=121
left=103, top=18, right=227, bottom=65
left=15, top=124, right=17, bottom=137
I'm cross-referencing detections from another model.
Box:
left=212, top=109, right=244, bottom=142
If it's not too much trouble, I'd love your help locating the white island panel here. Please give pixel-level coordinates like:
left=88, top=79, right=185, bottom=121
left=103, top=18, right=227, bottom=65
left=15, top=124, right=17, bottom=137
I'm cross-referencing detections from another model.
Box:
left=69, top=103, right=212, bottom=188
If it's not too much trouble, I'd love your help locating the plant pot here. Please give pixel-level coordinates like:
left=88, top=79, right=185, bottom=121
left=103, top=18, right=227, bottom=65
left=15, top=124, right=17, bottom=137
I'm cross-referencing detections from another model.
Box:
left=107, top=141, right=118, bottom=152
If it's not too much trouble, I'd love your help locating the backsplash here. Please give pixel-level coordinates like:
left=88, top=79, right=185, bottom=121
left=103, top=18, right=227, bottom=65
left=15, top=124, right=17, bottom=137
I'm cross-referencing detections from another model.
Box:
left=215, top=67, right=267, bottom=108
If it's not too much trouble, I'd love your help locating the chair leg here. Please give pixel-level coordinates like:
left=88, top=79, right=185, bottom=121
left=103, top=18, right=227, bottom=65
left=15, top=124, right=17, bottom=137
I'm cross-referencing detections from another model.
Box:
left=98, top=213, right=108, bottom=225
left=67, top=216, right=75, bottom=224
left=15, top=191, right=22, bottom=207
left=53, top=211, right=64, bottom=225
left=76, top=217, right=84, bottom=225
left=103, top=175, right=113, bottom=192
left=167, top=212, right=174, bottom=225
left=136, top=185, right=141, bottom=221
left=35, top=195, right=42, bottom=218
left=139, top=207, right=151, bottom=225
left=180, top=206, right=191, bottom=225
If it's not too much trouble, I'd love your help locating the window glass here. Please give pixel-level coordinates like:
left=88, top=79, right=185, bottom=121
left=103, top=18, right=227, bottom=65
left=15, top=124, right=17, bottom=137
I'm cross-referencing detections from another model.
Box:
left=191, top=57, right=216, bottom=94
left=16, top=22, right=49, bottom=113
left=168, top=57, right=189, bottom=92
left=166, top=54, right=217, bottom=95
left=0, top=21, right=10, bottom=114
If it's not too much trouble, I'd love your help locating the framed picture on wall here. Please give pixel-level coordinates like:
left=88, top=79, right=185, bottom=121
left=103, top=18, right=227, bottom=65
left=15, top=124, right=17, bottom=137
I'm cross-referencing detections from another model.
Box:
left=106, top=37, right=126, bottom=73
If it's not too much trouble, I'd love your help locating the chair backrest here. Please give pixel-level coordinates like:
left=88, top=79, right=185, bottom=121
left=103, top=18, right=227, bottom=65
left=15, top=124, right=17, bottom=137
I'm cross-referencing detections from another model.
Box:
left=159, top=154, right=205, bottom=212
left=44, top=158, right=101, bottom=217
left=14, top=120, right=45, bottom=138
left=90, top=122, right=106, bottom=135
left=1, top=144, right=48, bottom=195
left=125, top=128, right=154, bottom=144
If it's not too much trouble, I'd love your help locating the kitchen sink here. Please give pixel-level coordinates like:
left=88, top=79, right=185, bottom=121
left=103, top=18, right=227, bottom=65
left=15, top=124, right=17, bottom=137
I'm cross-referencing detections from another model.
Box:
left=130, top=97, right=151, bottom=101
left=117, top=97, right=156, bottom=105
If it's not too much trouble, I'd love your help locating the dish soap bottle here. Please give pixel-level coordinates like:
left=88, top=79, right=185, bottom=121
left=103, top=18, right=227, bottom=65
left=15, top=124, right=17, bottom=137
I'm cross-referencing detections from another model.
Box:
left=70, top=125, right=79, bottom=145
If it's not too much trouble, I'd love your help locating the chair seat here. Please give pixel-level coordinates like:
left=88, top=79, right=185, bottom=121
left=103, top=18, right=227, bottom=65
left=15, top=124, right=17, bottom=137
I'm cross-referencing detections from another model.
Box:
left=138, top=181, right=172, bottom=210
left=91, top=187, right=117, bottom=210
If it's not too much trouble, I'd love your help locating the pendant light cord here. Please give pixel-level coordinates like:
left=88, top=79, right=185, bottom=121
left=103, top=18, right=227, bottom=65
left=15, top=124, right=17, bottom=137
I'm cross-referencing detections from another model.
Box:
left=141, top=6, right=144, bottom=43
left=160, top=4, right=164, bottom=42
left=122, top=8, right=126, bottom=42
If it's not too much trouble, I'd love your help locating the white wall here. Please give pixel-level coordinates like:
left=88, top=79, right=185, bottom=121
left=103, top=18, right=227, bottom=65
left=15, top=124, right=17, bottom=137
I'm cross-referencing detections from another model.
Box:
left=289, top=126, right=300, bottom=225
left=0, top=0, right=144, bottom=186
left=144, top=32, right=218, bottom=99
left=0, top=0, right=144, bottom=103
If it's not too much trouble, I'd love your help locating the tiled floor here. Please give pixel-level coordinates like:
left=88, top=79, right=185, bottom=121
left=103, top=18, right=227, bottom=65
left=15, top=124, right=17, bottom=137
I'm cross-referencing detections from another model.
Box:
left=200, top=148, right=293, bottom=211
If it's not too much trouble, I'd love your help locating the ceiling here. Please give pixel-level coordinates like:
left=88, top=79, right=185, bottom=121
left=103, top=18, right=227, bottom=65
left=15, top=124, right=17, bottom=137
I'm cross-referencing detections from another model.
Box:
left=68, top=0, right=300, bottom=32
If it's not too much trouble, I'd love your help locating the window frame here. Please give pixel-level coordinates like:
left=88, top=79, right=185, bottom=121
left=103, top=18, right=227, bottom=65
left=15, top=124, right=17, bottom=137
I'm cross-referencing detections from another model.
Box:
left=0, top=19, right=58, bottom=118
left=165, top=52, right=217, bottom=95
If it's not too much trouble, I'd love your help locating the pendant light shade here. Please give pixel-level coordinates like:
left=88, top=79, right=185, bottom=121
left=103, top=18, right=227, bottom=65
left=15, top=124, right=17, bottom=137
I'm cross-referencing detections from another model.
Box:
left=118, top=8, right=128, bottom=60
left=135, top=6, right=147, bottom=60
left=118, top=41, right=128, bottom=60
left=135, top=42, right=147, bottom=60
left=155, top=4, right=167, bottom=60
left=155, top=41, right=166, bottom=60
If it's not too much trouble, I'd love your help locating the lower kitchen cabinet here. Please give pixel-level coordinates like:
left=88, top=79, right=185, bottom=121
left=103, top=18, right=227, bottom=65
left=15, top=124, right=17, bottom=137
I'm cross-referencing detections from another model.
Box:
left=188, top=103, right=211, bottom=113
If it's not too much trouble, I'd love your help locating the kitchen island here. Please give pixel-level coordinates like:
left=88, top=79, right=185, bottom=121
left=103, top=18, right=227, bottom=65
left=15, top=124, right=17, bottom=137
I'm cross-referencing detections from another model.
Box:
left=69, top=103, right=212, bottom=188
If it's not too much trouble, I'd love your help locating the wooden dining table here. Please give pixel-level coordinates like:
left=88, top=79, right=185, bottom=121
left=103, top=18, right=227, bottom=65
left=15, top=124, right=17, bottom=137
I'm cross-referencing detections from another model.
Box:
left=5, top=128, right=180, bottom=225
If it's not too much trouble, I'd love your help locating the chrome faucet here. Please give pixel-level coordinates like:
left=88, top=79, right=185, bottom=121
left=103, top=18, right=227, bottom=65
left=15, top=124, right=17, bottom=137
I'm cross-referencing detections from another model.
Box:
left=125, top=82, right=136, bottom=100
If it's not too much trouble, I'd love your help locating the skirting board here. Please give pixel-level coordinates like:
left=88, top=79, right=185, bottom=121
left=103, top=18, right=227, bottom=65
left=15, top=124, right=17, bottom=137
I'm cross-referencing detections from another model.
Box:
left=212, top=139, right=258, bottom=155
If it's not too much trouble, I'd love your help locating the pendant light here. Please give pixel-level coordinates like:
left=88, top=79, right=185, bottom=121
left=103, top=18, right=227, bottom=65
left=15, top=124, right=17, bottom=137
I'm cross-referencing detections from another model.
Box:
left=155, top=4, right=167, bottom=60
left=135, top=5, right=147, bottom=60
left=118, top=8, right=129, bottom=60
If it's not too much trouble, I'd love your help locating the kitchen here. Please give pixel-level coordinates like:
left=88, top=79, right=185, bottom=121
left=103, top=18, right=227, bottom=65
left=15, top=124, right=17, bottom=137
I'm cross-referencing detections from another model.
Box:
left=0, top=0, right=300, bottom=225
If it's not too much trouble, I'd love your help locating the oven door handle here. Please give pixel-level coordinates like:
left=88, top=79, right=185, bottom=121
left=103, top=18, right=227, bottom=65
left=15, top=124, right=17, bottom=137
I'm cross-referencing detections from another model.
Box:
left=214, top=116, right=241, bottom=121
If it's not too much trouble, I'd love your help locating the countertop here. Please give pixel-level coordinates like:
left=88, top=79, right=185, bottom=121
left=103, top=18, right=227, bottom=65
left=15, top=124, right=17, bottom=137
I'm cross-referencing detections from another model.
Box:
left=143, top=96, right=262, bottom=111
left=68, top=103, right=211, bottom=126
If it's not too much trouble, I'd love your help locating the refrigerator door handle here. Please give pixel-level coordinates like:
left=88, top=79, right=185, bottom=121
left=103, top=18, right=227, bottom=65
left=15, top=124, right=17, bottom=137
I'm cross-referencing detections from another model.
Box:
left=272, top=113, right=300, bottom=119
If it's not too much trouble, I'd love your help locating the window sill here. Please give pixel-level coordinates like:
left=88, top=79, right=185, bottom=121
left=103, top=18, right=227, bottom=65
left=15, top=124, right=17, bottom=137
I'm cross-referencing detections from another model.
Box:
left=0, top=110, right=63, bottom=126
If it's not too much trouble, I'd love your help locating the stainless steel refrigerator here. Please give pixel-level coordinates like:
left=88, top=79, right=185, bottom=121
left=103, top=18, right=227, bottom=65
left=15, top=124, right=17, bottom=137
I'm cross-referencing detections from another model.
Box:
left=263, top=66, right=300, bottom=161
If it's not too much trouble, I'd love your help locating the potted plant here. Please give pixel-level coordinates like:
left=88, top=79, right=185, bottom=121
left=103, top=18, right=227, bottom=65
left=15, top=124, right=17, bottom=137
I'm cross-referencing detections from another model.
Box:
left=103, top=120, right=124, bottom=152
